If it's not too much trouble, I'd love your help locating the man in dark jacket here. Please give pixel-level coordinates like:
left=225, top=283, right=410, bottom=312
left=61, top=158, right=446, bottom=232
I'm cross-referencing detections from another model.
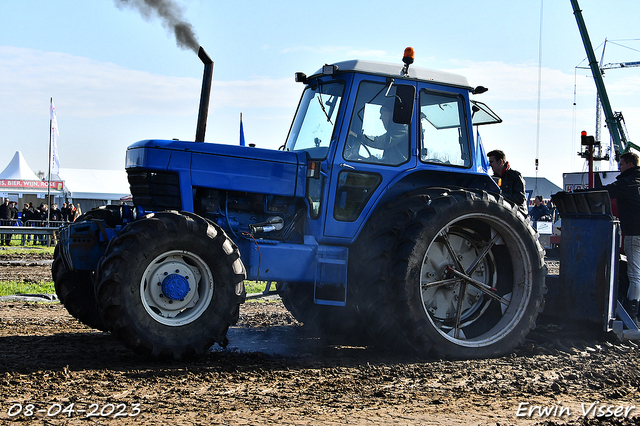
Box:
left=36, top=203, right=49, bottom=245
left=487, top=150, right=527, bottom=216
left=61, top=202, right=70, bottom=222
left=0, top=198, right=13, bottom=245
left=529, top=196, right=552, bottom=223
left=50, top=203, right=62, bottom=223
left=21, top=203, right=32, bottom=245
left=601, top=152, right=640, bottom=321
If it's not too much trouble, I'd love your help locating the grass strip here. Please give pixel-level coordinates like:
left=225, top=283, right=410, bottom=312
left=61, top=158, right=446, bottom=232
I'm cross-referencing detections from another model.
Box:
left=0, top=281, right=55, bottom=297
left=0, top=247, right=55, bottom=255
left=244, top=281, right=270, bottom=294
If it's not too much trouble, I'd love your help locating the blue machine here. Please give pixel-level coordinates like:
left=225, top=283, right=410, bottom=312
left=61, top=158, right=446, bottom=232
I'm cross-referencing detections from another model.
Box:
left=548, top=190, right=640, bottom=341
left=53, top=48, right=547, bottom=360
left=547, top=191, right=619, bottom=326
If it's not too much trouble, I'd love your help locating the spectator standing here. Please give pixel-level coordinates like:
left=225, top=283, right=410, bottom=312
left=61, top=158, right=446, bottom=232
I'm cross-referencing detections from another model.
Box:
left=68, top=204, right=78, bottom=222
left=598, top=152, right=640, bottom=322
left=25, top=203, right=36, bottom=227
left=61, top=202, right=70, bottom=222
left=21, top=203, right=32, bottom=245
left=36, top=203, right=48, bottom=245
left=9, top=202, right=18, bottom=245
left=487, top=150, right=528, bottom=216
left=50, top=203, right=62, bottom=223
left=49, top=203, right=62, bottom=245
left=0, top=198, right=13, bottom=245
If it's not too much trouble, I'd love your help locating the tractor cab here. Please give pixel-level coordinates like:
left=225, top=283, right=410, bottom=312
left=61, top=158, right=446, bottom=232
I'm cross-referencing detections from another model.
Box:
left=285, top=52, right=501, bottom=243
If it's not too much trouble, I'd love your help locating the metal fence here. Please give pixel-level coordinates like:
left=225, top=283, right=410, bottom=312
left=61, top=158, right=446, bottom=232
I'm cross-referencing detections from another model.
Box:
left=0, top=220, right=66, bottom=247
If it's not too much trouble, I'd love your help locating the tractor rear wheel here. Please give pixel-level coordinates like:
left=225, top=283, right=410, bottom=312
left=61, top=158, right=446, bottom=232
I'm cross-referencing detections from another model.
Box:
left=52, top=245, right=108, bottom=331
left=52, top=206, right=123, bottom=332
left=95, top=211, right=246, bottom=359
left=351, top=188, right=546, bottom=359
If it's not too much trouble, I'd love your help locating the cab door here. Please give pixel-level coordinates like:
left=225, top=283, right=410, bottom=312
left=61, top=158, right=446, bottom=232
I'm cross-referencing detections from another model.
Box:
left=323, top=77, right=417, bottom=239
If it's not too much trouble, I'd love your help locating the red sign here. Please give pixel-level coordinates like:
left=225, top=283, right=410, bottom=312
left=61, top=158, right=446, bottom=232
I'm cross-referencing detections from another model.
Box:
left=0, top=180, right=64, bottom=190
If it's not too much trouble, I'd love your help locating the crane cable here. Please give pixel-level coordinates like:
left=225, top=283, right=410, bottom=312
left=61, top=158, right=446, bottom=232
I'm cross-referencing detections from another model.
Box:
left=534, top=0, right=544, bottom=198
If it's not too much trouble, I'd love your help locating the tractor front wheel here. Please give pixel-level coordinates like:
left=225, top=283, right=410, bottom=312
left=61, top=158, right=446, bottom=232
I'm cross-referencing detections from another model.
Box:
left=95, top=211, right=246, bottom=359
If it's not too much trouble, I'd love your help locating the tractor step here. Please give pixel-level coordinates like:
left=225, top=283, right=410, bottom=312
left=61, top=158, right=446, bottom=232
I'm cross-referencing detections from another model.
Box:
left=314, top=246, right=348, bottom=306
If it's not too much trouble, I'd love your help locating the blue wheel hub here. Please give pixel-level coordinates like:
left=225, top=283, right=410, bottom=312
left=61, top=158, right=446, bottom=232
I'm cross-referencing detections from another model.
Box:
left=161, top=274, right=191, bottom=301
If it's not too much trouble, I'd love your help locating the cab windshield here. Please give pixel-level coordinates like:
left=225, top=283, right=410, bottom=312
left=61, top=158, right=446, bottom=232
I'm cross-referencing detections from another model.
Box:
left=285, top=81, right=345, bottom=159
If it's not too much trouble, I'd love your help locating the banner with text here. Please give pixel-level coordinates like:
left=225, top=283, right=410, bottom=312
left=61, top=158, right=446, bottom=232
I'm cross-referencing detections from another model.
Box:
left=0, top=180, right=64, bottom=190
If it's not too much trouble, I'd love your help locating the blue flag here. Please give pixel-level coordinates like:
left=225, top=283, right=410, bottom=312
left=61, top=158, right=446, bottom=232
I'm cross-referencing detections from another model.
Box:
left=476, top=129, right=490, bottom=174
left=239, top=114, right=246, bottom=146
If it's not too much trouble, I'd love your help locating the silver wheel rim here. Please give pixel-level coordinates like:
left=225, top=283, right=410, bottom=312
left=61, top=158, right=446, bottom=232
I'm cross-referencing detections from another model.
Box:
left=141, top=250, right=214, bottom=326
left=420, top=213, right=532, bottom=348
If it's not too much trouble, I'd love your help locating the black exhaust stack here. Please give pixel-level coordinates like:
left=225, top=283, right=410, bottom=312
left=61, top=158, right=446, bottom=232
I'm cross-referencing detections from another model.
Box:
left=195, top=46, right=213, bottom=142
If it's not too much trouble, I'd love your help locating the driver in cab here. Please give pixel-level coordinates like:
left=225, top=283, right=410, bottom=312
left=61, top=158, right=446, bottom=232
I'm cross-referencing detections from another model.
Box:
left=347, top=101, right=408, bottom=165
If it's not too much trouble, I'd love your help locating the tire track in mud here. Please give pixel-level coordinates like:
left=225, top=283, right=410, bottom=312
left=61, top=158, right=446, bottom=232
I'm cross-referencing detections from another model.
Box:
left=1, top=301, right=640, bottom=425
left=1, top=253, right=639, bottom=425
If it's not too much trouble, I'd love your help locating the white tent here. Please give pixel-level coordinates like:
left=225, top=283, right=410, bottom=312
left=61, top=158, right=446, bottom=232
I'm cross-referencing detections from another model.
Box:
left=58, top=168, right=130, bottom=200
left=0, top=151, right=63, bottom=200
left=0, top=153, right=130, bottom=210
left=0, top=151, right=40, bottom=180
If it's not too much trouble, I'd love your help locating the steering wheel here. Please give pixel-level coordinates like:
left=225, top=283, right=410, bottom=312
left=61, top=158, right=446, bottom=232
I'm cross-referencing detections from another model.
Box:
left=345, top=131, right=373, bottom=161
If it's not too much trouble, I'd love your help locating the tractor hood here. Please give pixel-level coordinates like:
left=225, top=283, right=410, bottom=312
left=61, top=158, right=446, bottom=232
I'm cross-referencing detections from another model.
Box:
left=126, top=139, right=307, bottom=198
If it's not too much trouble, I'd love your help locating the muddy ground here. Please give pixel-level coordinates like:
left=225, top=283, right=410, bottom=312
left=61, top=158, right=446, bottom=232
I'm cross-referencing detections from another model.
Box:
left=1, top=252, right=640, bottom=425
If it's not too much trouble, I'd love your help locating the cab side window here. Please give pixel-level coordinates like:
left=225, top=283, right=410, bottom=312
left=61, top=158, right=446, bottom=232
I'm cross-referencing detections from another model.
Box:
left=419, top=90, right=470, bottom=167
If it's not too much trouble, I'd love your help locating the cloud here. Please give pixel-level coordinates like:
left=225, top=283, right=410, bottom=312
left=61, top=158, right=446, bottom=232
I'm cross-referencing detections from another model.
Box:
left=210, top=78, right=299, bottom=109
left=601, top=74, right=640, bottom=97
left=444, top=60, right=576, bottom=102
left=0, top=46, right=303, bottom=172
left=0, top=46, right=300, bottom=119
left=0, top=46, right=198, bottom=117
left=281, top=45, right=389, bottom=60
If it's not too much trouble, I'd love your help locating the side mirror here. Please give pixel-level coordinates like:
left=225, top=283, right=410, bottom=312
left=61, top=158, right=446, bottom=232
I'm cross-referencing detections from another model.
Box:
left=393, top=85, right=415, bottom=124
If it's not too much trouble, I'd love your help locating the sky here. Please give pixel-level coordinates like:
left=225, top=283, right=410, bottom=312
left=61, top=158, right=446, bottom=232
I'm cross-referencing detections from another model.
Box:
left=1, top=0, right=640, bottom=188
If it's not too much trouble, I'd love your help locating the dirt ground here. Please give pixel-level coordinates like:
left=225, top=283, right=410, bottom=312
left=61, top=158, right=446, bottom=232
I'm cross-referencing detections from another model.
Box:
left=1, top=252, right=640, bottom=425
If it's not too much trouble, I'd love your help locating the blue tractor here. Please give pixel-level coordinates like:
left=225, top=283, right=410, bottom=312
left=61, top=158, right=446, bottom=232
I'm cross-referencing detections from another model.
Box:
left=53, top=48, right=546, bottom=360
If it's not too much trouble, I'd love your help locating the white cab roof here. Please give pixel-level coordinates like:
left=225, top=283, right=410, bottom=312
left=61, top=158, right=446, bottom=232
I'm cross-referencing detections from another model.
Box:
left=311, top=59, right=471, bottom=90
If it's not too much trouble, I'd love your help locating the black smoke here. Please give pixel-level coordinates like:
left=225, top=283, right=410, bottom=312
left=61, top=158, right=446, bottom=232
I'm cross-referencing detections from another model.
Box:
left=115, top=0, right=199, bottom=52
